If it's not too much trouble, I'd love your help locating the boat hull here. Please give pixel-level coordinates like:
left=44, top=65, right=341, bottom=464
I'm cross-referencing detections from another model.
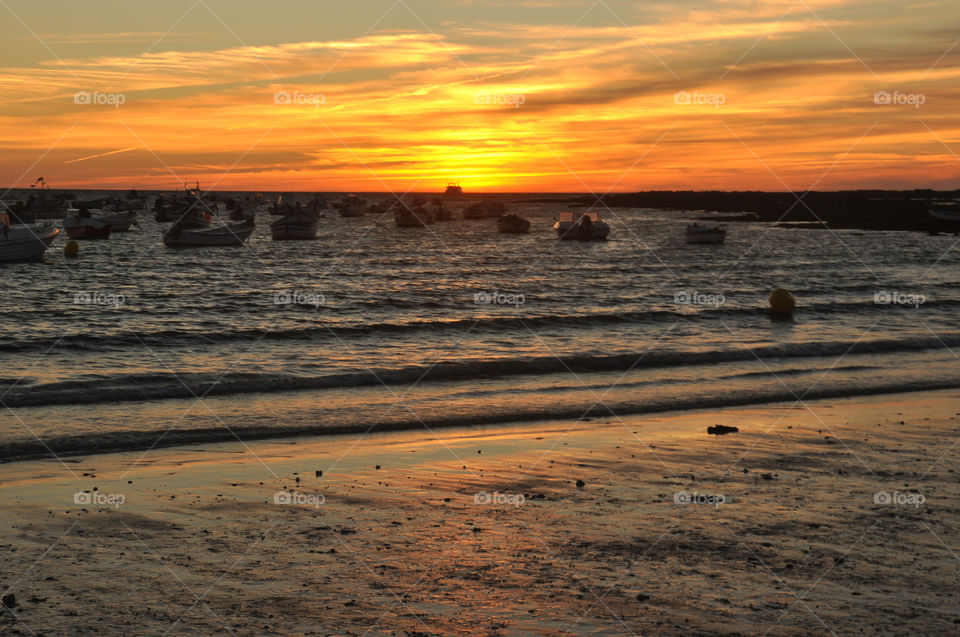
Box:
left=97, top=211, right=137, bottom=232
left=164, top=223, right=253, bottom=247
left=929, top=205, right=960, bottom=222
left=497, top=215, right=531, bottom=234
left=0, top=226, right=59, bottom=262
left=554, top=221, right=609, bottom=241
left=271, top=222, right=318, bottom=240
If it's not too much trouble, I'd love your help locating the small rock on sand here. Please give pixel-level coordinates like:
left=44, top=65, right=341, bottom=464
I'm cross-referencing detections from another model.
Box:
left=707, top=425, right=739, bottom=435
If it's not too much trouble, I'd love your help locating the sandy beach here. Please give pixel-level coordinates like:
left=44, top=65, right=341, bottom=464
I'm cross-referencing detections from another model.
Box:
left=2, top=389, right=959, bottom=635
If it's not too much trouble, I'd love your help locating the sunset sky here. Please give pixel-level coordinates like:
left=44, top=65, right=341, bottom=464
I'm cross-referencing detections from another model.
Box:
left=0, top=0, right=957, bottom=192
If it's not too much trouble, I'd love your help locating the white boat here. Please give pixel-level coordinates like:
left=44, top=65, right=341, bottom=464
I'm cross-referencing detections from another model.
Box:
left=98, top=210, right=137, bottom=232
left=685, top=223, right=727, bottom=244
left=62, top=213, right=112, bottom=240
left=0, top=223, right=59, bottom=261
left=271, top=210, right=319, bottom=240
left=929, top=203, right=960, bottom=222
left=553, top=211, right=610, bottom=241
left=164, top=221, right=253, bottom=247
left=68, top=209, right=137, bottom=232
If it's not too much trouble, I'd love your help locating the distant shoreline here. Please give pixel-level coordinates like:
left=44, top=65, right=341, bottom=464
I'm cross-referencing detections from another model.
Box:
left=4, top=187, right=957, bottom=231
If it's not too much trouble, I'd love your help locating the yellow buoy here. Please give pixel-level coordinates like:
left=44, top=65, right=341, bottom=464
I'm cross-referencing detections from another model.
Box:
left=769, top=288, right=795, bottom=315
left=64, top=240, right=79, bottom=258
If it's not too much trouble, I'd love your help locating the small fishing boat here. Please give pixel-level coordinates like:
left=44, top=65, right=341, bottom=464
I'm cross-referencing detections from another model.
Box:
left=0, top=223, right=59, bottom=262
left=163, top=221, right=253, bottom=247
left=335, top=195, right=366, bottom=217
left=685, top=223, right=727, bottom=244
left=97, top=210, right=137, bottom=232
left=16, top=178, right=70, bottom=220
left=393, top=204, right=431, bottom=228
left=62, top=210, right=112, bottom=239
left=553, top=211, right=610, bottom=241
left=154, top=185, right=216, bottom=225
left=929, top=202, right=960, bottom=222
left=155, top=205, right=212, bottom=227
left=271, top=210, right=319, bottom=240
left=496, top=213, right=531, bottom=234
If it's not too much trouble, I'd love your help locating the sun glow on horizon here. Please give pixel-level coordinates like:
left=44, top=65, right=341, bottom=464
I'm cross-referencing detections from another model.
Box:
left=0, top=0, right=957, bottom=192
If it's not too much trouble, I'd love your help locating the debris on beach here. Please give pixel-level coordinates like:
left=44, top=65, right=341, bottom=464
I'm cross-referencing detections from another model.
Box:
left=707, top=425, right=739, bottom=435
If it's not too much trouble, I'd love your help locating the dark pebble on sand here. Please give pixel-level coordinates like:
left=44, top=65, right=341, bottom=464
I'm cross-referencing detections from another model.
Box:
left=2, top=594, right=16, bottom=608
left=707, top=425, right=739, bottom=435
left=315, top=470, right=322, bottom=477
left=636, top=593, right=650, bottom=602
left=576, top=479, right=586, bottom=488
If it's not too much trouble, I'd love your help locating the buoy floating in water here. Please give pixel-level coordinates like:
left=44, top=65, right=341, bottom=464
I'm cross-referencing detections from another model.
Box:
left=769, top=288, right=795, bottom=315
left=64, top=240, right=79, bottom=258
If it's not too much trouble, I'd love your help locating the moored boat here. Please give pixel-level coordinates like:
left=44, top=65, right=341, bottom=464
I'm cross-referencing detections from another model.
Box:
left=63, top=211, right=112, bottom=239
left=553, top=211, right=610, bottom=241
left=15, top=178, right=70, bottom=220
left=271, top=210, right=319, bottom=240
left=496, top=213, right=531, bottom=234
left=97, top=210, right=137, bottom=232
left=0, top=223, right=59, bottom=262
left=393, top=204, right=431, bottom=228
left=685, top=222, right=727, bottom=244
left=335, top=194, right=366, bottom=217
left=163, top=221, right=253, bottom=247
left=929, top=202, right=960, bottom=222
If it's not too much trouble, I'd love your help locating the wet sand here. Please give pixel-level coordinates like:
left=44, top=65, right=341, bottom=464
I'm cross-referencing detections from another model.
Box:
left=2, top=389, right=960, bottom=635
